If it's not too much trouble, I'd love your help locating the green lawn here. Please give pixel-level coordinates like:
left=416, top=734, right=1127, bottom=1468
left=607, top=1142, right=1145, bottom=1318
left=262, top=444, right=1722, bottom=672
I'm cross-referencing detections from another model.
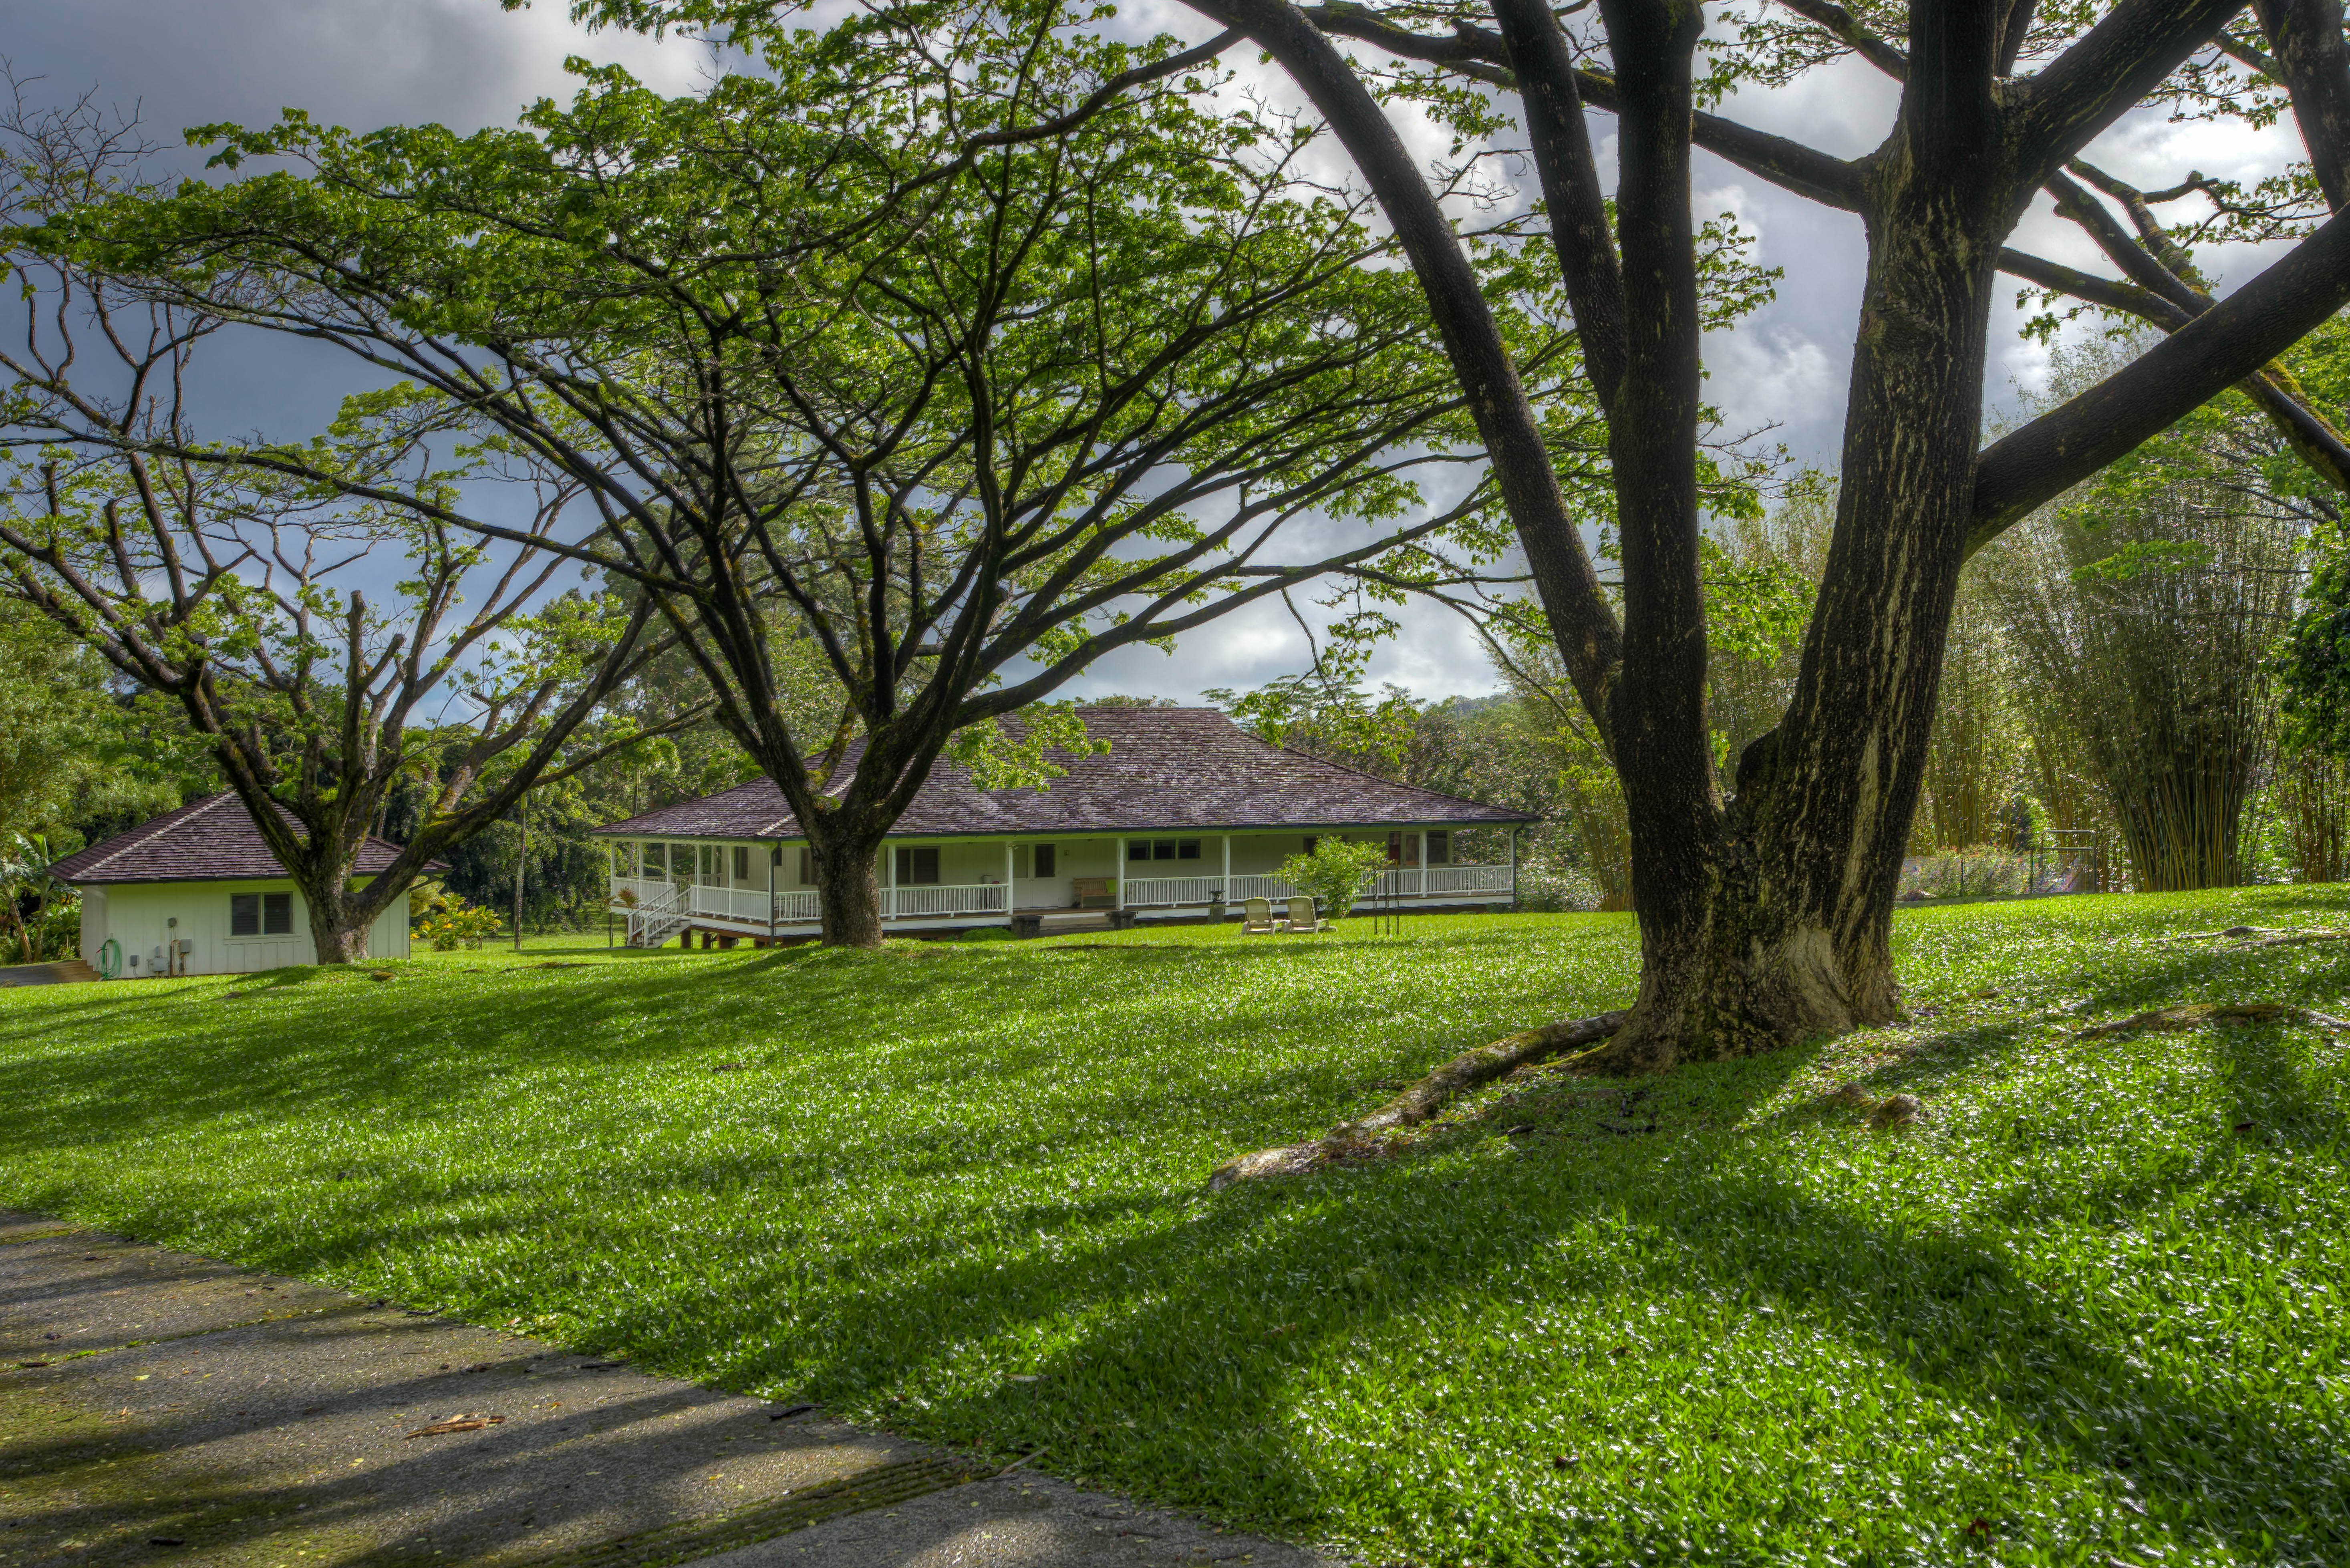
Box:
left=5, top=894, right=2348, bottom=1567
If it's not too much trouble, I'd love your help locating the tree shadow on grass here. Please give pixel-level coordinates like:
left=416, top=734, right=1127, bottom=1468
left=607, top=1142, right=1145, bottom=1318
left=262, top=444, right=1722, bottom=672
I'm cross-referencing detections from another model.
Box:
left=647, top=1034, right=2350, bottom=1566
left=10, top=905, right=2344, bottom=1562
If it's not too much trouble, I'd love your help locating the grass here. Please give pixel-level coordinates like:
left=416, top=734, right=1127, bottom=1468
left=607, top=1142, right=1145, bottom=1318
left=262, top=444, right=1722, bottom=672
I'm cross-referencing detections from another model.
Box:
left=4, top=892, right=2349, bottom=1567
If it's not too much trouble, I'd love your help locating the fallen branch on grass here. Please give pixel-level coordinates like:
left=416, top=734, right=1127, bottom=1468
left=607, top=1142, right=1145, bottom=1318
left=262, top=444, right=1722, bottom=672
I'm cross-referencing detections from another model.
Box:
left=2074, top=1002, right=2350, bottom=1039
left=1207, top=1011, right=1627, bottom=1190
left=2162, top=926, right=2350, bottom=949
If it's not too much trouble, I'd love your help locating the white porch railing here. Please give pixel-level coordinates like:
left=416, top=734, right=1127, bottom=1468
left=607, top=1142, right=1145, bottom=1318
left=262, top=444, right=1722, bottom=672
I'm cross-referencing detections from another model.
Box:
left=610, top=862, right=1512, bottom=933
left=1421, top=863, right=1514, bottom=894
left=885, top=883, right=1011, bottom=918
left=685, top=884, right=780, bottom=924
left=610, top=878, right=820, bottom=930
left=1123, top=874, right=1247, bottom=906
left=1120, top=866, right=1512, bottom=906
left=610, top=876, right=678, bottom=906
left=615, top=881, right=690, bottom=947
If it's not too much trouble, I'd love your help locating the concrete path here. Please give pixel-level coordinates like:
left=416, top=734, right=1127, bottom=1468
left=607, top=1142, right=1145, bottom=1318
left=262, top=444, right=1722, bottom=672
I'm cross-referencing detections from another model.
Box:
left=0, top=1211, right=1327, bottom=1568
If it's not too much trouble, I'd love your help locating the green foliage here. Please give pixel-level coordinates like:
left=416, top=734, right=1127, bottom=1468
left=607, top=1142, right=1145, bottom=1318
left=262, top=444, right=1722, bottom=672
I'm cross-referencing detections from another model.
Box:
left=409, top=884, right=505, bottom=952
left=0, top=831, right=75, bottom=964
left=4, top=894, right=2350, bottom=1565
left=1273, top=836, right=1391, bottom=919
left=0, top=604, right=195, bottom=845
left=2277, top=528, right=2350, bottom=763
left=946, top=704, right=1110, bottom=793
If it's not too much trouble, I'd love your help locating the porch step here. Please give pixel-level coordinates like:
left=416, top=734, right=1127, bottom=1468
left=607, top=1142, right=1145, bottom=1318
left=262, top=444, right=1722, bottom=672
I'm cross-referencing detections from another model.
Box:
left=1011, top=911, right=1133, bottom=937
left=0, top=958, right=101, bottom=986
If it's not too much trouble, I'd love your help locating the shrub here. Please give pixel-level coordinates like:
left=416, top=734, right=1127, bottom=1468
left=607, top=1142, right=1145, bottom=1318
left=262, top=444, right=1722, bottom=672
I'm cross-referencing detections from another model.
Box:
left=1514, top=862, right=1607, bottom=913
left=1899, top=845, right=2031, bottom=901
left=411, top=886, right=505, bottom=951
left=1274, top=838, right=1393, bottom=920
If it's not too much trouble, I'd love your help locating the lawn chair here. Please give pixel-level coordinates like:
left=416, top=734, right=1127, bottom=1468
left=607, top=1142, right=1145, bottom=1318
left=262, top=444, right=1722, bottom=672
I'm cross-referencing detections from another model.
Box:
left=1284, top=895, right=1322, bottom=932
left=1242, top=896, right=1277, bottom=934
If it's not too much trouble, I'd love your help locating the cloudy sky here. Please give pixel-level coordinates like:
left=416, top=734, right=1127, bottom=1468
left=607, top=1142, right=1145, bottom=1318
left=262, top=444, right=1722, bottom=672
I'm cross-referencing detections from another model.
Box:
left=0, top=0, right=2307, bottom=703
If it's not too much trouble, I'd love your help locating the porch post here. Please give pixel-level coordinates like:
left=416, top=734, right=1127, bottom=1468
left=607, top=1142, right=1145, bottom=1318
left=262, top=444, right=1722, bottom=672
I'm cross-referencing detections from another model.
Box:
left=1418, top=830, right=1428, bottom=898
left=1115, top=839, right=1126, bottom=910
left=1221, top=834, right=1230, bottom=896
left=884, top=840, right=896, bottom=921
left=1508, top=827, right=1518, bottom=905
left=1004, top=839, right=1015, bottom=918
left=767, top=842, right=777, bottom=945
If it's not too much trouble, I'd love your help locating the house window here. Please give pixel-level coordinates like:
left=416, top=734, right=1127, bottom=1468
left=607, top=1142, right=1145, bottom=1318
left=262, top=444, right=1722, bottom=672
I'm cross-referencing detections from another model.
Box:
left=1031, top=843, right=1056, bottom=878
left=1387, top=831, right=1419, bottom=867
left=1302, top=835, right=1318, bottom=856
left=894, top=845, right=940, bottom=885
left=1428, top=831, right=1451, bottom=866
left=231, top=892, right=294, bottom=937
left=733, top=845, right=751, bottom=882
left=1129, top=839, right=1202, bottom=862
left=798, top=848, right=814, bottom=884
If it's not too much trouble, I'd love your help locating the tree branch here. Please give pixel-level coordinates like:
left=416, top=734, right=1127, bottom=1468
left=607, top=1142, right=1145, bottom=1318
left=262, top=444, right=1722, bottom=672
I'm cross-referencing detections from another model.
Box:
left=1970, top=204, right=2350, bottom=550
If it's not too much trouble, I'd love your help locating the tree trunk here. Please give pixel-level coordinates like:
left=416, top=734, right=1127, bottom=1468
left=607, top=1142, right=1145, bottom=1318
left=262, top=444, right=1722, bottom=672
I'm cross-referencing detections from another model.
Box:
left=1592, top=142, right=2009, bottom=1072
left=513, top=804, right=527, bottom=952
left=304, top=885, right=377, bottom=966
left=805, top=815, right=889, bottom=948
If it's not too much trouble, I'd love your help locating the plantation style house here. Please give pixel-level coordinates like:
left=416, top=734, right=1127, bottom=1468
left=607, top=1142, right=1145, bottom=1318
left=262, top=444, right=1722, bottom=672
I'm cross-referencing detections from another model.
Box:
left=594, top=707, right=1535, bottom=943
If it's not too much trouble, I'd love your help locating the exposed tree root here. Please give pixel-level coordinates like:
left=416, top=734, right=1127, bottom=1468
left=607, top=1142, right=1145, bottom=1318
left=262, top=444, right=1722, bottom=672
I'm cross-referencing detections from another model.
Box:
left=2074, top=1002, right=2350, bottom=1040
left=1206, top=1011, right=1626, bottom=1189
left=2162, top=926, right=2350, bottom=950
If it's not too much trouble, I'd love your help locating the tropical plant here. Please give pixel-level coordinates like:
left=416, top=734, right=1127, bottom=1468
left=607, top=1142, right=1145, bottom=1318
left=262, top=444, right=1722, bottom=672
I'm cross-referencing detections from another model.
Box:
left=1275, top=837, right=1394, bottom=920
left=409, top=885, right=505, bottom=952
left=0, top=831, right=71, bottom=963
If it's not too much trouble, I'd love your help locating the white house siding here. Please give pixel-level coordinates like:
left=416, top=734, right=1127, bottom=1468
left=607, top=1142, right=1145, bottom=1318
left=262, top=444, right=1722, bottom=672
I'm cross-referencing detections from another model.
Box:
left=82, top=878, right=409, bottom=976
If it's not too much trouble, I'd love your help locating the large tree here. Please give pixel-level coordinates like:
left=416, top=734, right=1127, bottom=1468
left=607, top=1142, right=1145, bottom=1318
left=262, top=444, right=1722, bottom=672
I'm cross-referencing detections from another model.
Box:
left=1067, top=0, right=2350, bottom=1065
left=0, top=93, right=696, bottom=962
left=50, top=0, right=1675, bottom=946
left=529, top=4, right=2350, bottom=1041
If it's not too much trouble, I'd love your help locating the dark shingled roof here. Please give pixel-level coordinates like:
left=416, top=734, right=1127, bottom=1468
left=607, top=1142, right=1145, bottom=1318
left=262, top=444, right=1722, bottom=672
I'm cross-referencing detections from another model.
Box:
left=49, top=793, right=423, bottom=885
left=592, top=707, right=1536, bottom=840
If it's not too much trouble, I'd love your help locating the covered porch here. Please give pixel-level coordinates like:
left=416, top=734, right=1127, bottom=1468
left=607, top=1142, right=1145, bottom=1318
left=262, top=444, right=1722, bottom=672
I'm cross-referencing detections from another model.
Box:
left=603, top=827, right=1518, bottom=944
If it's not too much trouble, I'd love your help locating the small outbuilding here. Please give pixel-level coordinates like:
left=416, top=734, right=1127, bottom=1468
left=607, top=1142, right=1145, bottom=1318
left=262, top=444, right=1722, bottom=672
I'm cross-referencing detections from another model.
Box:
left=49, top=794, right=417, bottom=977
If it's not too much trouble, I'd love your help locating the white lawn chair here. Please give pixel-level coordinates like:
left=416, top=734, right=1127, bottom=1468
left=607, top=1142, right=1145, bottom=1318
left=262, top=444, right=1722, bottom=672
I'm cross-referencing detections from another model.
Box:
left=1284, top=896, right=1322, bottom=932
left=1242, top=896, right=1277, bottom=934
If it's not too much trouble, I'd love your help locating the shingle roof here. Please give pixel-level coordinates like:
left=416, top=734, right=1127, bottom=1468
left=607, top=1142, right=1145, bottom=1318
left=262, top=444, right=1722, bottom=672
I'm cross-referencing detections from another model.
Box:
left=592, top=707, right=1537, bottom=840
left=48, top=793, right=423, bottom=885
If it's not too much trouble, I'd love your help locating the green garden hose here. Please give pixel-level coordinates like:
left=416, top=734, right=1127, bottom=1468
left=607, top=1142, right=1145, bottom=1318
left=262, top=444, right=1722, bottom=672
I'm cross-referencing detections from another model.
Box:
left=97, top=937, right=121, bottom=980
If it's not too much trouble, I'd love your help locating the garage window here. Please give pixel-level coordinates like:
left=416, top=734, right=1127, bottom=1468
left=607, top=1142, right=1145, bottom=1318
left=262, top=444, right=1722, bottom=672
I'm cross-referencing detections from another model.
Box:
left=230, top=892, right=294, bottom=937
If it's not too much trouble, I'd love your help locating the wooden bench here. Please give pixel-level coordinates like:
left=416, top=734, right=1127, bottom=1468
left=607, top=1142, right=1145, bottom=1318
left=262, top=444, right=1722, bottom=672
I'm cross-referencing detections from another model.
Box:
left=1072, top=877, right=1117, bottom=909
